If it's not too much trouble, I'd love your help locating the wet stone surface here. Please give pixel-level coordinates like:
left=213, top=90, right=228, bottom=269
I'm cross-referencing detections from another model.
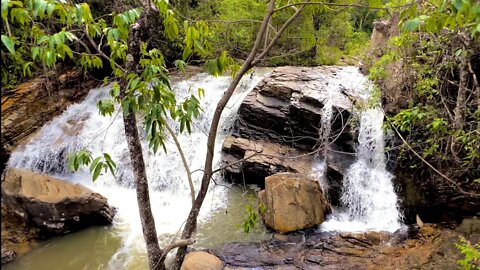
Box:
left=206, top=224, right=479, bottom=270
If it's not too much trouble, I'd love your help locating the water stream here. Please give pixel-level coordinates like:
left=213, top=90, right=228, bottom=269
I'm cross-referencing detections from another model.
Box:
left=4, top=67, right=402, bottom=269
left=317, top=68, right=402, bottom=232
left=5, top=69, right=272, bottom=269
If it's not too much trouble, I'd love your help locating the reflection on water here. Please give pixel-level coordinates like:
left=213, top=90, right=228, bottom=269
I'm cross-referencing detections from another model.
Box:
left=3, top=227, right=122, bottom=270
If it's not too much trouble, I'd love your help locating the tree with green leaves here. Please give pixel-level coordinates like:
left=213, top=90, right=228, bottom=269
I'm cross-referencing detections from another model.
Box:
left=1, top=0, right=405, bottom=269
left=368, top=0, right=480, bottom=203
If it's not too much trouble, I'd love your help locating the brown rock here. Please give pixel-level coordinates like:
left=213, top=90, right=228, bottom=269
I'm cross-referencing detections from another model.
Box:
left=1, top=69, right=95, bottom=172
left=1, top=168, right=115, bottom=236
left=222, top=136, right=313, bottom=186
left=181, top=251, right=223, bottom=270
left=456, top=217, right=480, bottom=235
left=258, top=173, right=331, bottom=233
left=233, top=66, right=355, bottom=151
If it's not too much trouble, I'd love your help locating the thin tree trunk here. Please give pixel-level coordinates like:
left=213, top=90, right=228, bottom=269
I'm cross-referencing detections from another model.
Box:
left=122, top=110, right=164, bottom=270
left=120, top=10, right=165, bottom=270
left=171, top=1, right=277, bottom=268
left=451, top=53, right=468, bottom=161
left=453, top=54, right=468, bottom=131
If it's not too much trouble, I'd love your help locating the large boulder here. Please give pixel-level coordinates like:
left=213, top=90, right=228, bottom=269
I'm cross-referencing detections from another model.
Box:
left=181, top=251, right=223, bottom=270
left=258, top=173, right=331, bottom=233
left=234, top=66, right=355, bottom=152
left=1, top=168, right=115, bottom=236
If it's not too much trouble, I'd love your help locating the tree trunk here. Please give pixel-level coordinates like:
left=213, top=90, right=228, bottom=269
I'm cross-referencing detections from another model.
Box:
left=171, top=1, right=277, bottom=269
left=122, top=110, right=164, bottom=270
left=120, top=9, right=165, bottom=270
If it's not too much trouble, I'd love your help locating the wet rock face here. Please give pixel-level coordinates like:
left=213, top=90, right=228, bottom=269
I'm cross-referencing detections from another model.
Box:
left=222, top=136, right=314, bottom=186
left=212, top=224, right=479, bottom=270
left=222, top=66, right=358, bottom=206
left=1, top=70, right=95, bottom=173
left=1, top=168, right=115, bottom=236
left=234, top=66, right=354, bottom=151
left=258, top=173, right=331, bottom=234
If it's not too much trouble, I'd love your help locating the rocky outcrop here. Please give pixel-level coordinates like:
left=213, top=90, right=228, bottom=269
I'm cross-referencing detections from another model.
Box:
left=222, top=66, right=359, bottom=206
left=258, top=173, right=331, bottom=233
left=222, top=136, right=314, bottom=186
left=1, top=168, right=115, bottom=236
left=1, top=201, right=39, bottom=265
left=212, top=224, right=479, bottom=269
left=234, top=66, right=354, bottom=151
left=181, top=251, right=223, bottom=270
left=1, top=70, right=96, bottom=173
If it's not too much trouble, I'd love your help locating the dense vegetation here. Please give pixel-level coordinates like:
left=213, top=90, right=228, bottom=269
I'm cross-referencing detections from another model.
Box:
left=365, top=0, right=479, bottom=211
left=1, top=0, right=380, bottom=89
left=1, top=0, right=479, bottom=269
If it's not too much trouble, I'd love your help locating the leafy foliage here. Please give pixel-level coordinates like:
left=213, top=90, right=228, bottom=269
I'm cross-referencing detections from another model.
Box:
left=2, top=0, right=238, bottom=181
left=368, top=0, right=480, bottom=191
left=456, top=236, right=480, bottom=270
left=175, top=0, right=377, bottom=66
left=67, top=151, right=117, bottom=181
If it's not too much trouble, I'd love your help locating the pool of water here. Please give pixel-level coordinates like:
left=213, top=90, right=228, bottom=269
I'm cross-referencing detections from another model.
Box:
left=3, top=185, right=270, bottom=270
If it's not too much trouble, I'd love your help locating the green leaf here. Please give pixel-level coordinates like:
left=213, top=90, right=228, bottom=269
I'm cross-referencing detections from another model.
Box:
left=452, top=0, right=464, bottom=12
left=89, top=157, right=102, bottom=172
left=404, top=18, right=421, bottom=31
left=1, top=35, right=15, bottom=54
left=46, top=2, right=54, bottom=17
left=92, top=161, right=103, bottom=181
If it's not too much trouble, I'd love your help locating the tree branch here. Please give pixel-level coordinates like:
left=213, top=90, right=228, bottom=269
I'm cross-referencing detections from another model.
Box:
left=252, top=1, right=307, bottom=66
left=161, top=238, right=195, bottom=258
left=386, top=113, right=479, bottom=197
left=274, top=1, right=390, bottom=12
left=164, top=122, right=196, bottom=207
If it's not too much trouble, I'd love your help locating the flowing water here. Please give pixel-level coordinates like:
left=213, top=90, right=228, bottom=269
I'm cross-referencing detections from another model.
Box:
left=318, top=68, right=402, bottom=233
left=5, top=69, right=272, bottom=270
left=4, top=66, right=402, bottom=269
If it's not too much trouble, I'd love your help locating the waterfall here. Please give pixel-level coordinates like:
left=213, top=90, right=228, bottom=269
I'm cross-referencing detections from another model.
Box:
left=7, top=69, right=270, bottom=268
left=317, top=67, right=402, bottom=233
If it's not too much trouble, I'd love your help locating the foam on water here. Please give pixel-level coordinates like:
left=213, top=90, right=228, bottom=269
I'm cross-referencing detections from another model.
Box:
left=7, top=70, right=269, bottom=268
left=316, top=67, right=402, bottom=233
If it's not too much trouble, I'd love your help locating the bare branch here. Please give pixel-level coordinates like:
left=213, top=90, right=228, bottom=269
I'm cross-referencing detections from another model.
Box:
left=386, top=112, right=480, bottom=197
left=274, top=1, right=390, bottom=12
left=161, top=238, right=195, bottom=257
left=164, top=122, right=196, bottom=207
left=252, top=2, right=307, bottom=66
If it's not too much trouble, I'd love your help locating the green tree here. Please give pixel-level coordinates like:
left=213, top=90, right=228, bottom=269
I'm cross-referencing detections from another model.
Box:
left=2, top=0, right=397, bottom=269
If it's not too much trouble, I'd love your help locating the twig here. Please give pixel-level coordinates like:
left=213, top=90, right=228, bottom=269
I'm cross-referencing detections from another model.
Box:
left=164, top=121, right=196, bottom=206
left=386, top=112, right=479, bottom=197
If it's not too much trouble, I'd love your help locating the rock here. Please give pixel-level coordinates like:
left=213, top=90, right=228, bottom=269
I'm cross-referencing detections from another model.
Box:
left=1, top=201, right=39, bottom=263
left=1, top=247, right=16, bottom=265
left=222, top=136, right=314, bottom=186
left=181, top=251, right=223, bottom=270
left=215, top=222, right=476, bottom=270
left=258, top=173, right=331, bottom=233
left=456, top=217, right=480, bottom=235
left=1, top=69, right=95, bottom=172
left=1, top=168, right=115, bottom=236
left=233, top=66, right=356, bottom=151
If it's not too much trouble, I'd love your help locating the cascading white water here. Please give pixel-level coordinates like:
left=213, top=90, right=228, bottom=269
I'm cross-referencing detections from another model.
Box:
left=7, top=69, right=270, bottom=268
left=317, top=67, right=402, bottom=233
